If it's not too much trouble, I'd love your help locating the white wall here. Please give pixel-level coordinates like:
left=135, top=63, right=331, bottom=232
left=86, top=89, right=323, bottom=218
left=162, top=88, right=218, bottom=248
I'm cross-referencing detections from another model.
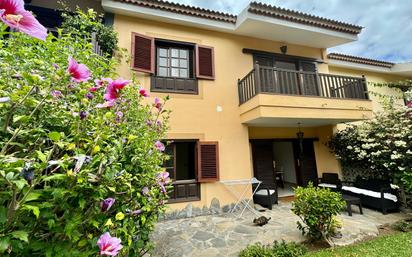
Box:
left=273, top=142, right=297, bottom=184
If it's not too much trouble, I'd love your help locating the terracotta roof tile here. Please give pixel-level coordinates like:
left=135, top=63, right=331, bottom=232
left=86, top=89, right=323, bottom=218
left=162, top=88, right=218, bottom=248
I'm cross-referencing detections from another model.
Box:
left=248, top=2, right=362, bottom=35
left=328, top=53, right=394, bottom=68
left=113, top=0, right=237, bottom=23
left=114, top=0, right=363, bottom=35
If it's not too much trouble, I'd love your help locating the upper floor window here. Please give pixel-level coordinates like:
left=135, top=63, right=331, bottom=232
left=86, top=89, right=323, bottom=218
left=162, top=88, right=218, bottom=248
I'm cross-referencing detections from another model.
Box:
left=131, top=32, right=215, bottom=95
left=157, top=47, right=190, bottom=78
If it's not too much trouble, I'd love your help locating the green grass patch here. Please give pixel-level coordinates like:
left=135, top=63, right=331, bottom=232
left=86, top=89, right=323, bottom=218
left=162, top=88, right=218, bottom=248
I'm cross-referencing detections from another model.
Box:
left=305, top=232, right=412, bottom=257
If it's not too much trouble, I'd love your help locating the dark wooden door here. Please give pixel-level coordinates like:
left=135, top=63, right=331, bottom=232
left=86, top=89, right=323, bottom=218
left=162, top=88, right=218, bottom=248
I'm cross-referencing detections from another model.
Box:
left=293, top=140, right=318, bottom=186
left=300, top=61, right=319, bottom=96
left=251, top=141, right=275, bottom=185
left=254, top=55, right=276, bottom=93
left=274, top=60, right=299, bottom=95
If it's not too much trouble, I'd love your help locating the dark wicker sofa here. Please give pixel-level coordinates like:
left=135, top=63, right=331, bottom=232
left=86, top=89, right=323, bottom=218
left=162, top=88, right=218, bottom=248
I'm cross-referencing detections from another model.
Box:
left=341, top=177, right=400, bottom=214
left=318, top=172, right=342, bottom=192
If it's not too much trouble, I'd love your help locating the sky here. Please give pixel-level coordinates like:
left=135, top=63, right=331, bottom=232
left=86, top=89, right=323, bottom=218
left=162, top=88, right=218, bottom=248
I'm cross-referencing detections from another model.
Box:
left=176, top=0, right=412, bottom=63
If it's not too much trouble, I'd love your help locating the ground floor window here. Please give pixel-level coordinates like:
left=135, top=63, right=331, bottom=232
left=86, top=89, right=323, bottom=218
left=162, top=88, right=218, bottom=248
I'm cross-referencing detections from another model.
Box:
left=164, top=141, right=200, bottom=203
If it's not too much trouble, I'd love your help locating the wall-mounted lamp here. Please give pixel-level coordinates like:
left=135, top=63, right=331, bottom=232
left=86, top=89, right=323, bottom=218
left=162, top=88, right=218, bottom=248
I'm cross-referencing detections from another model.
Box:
left=280, top=45, right=287, bottom=54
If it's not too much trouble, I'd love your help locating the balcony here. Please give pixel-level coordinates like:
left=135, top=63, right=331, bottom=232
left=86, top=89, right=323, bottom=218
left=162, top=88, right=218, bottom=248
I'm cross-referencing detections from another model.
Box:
left=238, top=64, right=373, bottom=126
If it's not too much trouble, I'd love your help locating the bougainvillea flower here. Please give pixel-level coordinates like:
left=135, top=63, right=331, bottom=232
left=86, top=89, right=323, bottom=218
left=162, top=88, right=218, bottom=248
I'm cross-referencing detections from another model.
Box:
left=154, top=140, right=165, bottom=152
left=407, top=101, right=412, bottom=108
left=67, top=57, right=91, bottom=82
left=97, top=232, right=123, bottom=256
left=154, top=97, right=162, bottom=111
left=139, top=87, right=149, bottom=97
left=96, top=100, right=116, bottom=109
left=0, top=0, right=47, bottom=40
left=101, top=198, right=115, bottom=212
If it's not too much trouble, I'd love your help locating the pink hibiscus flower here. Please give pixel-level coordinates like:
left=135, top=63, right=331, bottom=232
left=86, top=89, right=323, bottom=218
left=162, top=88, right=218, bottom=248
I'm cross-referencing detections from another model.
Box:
left=97, top=232, right=123, bottom=256
left=90, top=78, right=111, bottom=92
left=96, top=100, right=116, bottom=109
left=154, top=97, right=162, bottom=111
left=139, top=87, right=149, bottom=97
left=103, top=78, right=130, bottom=101
left=0, top=0, right=47, bottom=40
left=154, top=140, right=165, bottom=152
left=67, top=57, right=91, bottom=83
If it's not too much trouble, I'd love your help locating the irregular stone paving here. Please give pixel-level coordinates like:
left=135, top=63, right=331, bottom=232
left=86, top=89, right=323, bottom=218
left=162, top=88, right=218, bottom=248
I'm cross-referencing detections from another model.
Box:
left=149, top=202, right=411, bottom=257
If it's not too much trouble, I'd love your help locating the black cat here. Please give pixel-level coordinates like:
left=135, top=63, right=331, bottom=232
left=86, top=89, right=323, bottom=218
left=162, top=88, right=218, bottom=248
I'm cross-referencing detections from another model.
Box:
left=253, top=216, right=271, bottom=226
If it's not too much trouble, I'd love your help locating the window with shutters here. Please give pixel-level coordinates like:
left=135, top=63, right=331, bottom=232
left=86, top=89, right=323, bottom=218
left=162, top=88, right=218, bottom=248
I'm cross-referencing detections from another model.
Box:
left=151, top=40, right=198, bottom=94
left=164, top=141, right=200, bottom=203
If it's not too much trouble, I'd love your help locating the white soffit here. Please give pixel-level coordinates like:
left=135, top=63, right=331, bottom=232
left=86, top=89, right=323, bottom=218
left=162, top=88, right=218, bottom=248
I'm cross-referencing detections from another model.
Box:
left=329, top=59, right=412, bottom=77
left=244, top=117, right=361, bottom=128
left=102, top=0, right=358, bottom=48
left=391, top=62, right=412, bottom=76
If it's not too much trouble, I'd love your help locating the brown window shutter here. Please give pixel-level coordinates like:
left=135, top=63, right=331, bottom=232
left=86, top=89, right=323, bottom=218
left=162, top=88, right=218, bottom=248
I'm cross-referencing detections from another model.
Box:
left=196, top=45, right=215, bottom=80
left=197, top=141, right=219, bottom=182
left=131, top=32, right=155, bottom=73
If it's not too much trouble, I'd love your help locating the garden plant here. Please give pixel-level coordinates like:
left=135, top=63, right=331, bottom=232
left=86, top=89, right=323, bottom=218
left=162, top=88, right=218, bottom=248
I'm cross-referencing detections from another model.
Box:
left=239, top=240, right=307, bottom=257
left=292, top=183, right=345, bottom=241
left=0, top=1, right=170, bottom=256
left=328, top=97, right=412, bottom=205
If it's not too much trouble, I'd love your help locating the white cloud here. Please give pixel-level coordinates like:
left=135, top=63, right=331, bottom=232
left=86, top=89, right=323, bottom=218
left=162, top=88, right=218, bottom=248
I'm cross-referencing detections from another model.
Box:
left=176, top=0, right=412, bottom=62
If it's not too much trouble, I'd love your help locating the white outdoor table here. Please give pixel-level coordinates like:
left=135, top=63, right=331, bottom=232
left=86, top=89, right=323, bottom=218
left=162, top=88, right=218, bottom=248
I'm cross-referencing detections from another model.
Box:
left=220, top=177, right=262, bottom=218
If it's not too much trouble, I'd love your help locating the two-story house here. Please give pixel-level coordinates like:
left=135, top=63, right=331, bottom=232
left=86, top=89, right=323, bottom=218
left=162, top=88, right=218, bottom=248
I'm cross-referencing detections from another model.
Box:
left=28, top=0, right=412, bottom=211
left=99, top=0, right=412, bottom=211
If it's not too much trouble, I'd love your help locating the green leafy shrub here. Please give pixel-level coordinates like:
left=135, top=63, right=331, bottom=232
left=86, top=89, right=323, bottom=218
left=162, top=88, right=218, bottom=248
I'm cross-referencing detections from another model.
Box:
left=0, top=10, right=169, bottom=257
left=292, top=183, right=345, bottom=241
left=239, top=240, right=307, bottom=257
left=392, top=219, right=412, bottom=232
left=61, top=8, right=118, bottom=56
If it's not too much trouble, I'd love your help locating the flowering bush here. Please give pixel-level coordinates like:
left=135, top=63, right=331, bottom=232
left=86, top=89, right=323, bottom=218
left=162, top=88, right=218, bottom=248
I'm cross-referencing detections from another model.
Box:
left=0, top=4, right=169, bottom=256
left=328, top=105, right=412, bottom=196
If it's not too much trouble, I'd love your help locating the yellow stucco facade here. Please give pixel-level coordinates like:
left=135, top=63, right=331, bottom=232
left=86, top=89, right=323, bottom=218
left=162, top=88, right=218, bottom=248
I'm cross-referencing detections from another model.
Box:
left=112, top=14, right=410, bottom=211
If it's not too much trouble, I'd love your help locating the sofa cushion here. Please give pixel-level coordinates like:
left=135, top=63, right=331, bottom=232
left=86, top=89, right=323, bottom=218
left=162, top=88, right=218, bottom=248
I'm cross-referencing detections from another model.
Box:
left=355, top=178, right=390, bottom=192
left=342, top=186, right=398, bottom=202
left=318, top=183, right=337, bottom=189
left=321, top=173, right=340, bottom=185
left=255, top=189, right=276, bottom=196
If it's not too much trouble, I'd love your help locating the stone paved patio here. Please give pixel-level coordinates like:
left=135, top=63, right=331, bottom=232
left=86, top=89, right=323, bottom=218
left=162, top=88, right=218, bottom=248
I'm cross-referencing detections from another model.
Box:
left=150, top=201, right=411, bottom=257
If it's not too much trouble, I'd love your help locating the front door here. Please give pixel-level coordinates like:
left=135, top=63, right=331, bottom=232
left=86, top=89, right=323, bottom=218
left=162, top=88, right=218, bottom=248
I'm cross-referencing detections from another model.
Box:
left=293, top=140, right=318, bottom=186
left=251, top=141, right=275, bottom=185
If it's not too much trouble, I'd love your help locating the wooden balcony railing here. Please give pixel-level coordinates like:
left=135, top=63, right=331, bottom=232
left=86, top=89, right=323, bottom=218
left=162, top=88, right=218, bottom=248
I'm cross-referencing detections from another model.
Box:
left=238, top=63, right=369, bottom=105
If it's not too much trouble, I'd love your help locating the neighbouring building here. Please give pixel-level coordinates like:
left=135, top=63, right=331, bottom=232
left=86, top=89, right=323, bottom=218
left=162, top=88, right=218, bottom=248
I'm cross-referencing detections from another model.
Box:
left=29, top=0, right=412, bottom=212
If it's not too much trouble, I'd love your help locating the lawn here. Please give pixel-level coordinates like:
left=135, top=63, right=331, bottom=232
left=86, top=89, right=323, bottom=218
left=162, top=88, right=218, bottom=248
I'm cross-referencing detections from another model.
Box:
left=306, top=232, right=412, bottom=257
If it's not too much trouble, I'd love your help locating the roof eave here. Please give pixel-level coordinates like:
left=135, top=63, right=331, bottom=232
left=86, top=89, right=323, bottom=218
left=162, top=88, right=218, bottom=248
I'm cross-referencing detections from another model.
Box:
left=103, top=0, right=360, bottom=48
